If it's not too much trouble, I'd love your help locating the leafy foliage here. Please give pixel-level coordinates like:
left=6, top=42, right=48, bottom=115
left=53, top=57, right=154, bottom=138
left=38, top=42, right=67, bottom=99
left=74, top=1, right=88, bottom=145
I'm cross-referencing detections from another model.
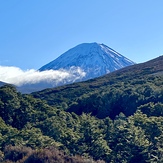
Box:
left=1, top=56, right=163, bottom=162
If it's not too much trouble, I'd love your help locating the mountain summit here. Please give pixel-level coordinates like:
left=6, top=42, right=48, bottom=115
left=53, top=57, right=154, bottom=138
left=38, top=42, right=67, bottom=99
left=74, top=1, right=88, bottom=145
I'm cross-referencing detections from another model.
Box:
left=39, top=42, right=135, bottom=80
left=17, top=43, right=135, bottom=93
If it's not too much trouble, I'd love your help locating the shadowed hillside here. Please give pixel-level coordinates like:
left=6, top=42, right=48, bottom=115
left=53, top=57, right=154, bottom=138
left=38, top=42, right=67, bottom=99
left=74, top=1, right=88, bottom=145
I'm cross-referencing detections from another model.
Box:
left=0, top=81, right=8, bottom=87
left=32, top=56, right=163, bottom=119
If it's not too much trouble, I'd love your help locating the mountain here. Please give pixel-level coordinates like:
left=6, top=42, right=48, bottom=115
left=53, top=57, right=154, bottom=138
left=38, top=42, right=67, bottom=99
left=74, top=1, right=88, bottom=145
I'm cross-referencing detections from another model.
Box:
left=39, top=42, right=135, bottom=80
left=0, top=81, right=6, bottom=87
left=18, top=42, right=135, bottom=93
left=17, top=82, right=54, bottom=94
left=33, top=55, right=163, bottom=119
left=0, top=81, right=13, bottom=87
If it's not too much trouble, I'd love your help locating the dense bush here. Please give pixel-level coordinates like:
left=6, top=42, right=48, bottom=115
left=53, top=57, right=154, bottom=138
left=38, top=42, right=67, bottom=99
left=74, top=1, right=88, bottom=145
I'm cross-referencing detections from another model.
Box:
left=1, top=56, right=163, bottom=162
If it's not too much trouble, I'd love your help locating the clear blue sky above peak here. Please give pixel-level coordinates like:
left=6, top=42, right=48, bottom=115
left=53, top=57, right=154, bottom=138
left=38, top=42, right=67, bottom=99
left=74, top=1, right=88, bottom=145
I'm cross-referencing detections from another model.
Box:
left=0, top=0, right=163, bottom=69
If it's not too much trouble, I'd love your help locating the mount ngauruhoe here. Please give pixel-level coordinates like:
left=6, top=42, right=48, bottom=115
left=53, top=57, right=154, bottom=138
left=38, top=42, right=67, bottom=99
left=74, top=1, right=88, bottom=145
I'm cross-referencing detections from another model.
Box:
left=40, top=42, right=135, bottom=80
left=19, top=43, right=134, bottom=93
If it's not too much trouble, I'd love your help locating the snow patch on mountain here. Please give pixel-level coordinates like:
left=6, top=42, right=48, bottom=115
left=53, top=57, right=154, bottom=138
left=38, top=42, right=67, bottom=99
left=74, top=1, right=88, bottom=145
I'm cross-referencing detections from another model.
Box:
left=40, top=42, right=135, bottom=80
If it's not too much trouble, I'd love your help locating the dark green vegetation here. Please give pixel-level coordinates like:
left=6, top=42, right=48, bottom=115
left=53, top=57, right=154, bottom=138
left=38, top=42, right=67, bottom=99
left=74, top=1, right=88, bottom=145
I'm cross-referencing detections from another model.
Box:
left=33, top=56, right=163, bottom=119
left=0, top=56, right=163, bottom=162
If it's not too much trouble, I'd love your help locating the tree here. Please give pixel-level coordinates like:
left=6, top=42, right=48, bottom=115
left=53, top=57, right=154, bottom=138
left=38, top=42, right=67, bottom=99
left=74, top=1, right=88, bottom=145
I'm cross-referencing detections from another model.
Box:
left=109, top=113, right=150, bottom=162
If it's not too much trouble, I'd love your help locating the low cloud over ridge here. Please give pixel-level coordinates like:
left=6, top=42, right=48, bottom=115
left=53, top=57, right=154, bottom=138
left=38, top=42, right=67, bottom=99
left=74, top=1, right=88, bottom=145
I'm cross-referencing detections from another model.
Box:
left=0, top=66, right=86, bottom=86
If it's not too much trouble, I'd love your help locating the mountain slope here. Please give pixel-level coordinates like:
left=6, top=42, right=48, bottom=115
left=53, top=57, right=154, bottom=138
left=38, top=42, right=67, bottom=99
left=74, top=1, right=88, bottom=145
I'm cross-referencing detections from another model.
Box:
left=33, top=55, right=163, bottom=118
left=0, top=81, right=7, bottom=87
left=40, top=42, right=135, bottom=80
left=0, top=81, right=14, bottom=88
left=18, top=42, right=134, bottom=93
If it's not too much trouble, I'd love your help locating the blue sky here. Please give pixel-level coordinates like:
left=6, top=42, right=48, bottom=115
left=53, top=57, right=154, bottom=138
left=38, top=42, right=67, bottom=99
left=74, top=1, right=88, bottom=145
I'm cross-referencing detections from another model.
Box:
left=0, top=0, right=163, bottom=70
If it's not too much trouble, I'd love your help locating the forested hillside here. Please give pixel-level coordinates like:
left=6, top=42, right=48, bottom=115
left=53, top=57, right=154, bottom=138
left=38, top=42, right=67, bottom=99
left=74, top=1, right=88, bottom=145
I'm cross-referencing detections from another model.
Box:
left=0, top=56, right=163, bottom=162
left=33, top=56, right=163, bottom=119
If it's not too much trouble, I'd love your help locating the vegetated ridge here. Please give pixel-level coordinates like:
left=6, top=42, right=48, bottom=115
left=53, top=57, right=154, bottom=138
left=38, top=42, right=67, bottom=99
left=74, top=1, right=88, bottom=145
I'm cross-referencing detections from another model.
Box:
left=0, top=81, right=8, bottom=87
left=33, top=55, right=163, bottom=119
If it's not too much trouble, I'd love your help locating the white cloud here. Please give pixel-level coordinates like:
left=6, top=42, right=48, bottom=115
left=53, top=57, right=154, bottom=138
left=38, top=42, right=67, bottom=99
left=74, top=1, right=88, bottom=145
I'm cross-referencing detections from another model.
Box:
left=0, top=66, right=86, bottom=86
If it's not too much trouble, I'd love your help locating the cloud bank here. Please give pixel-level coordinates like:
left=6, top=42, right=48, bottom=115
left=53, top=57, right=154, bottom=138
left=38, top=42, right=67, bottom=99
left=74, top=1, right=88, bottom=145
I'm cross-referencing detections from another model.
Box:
left=0, top=66, right=86, bottom=87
